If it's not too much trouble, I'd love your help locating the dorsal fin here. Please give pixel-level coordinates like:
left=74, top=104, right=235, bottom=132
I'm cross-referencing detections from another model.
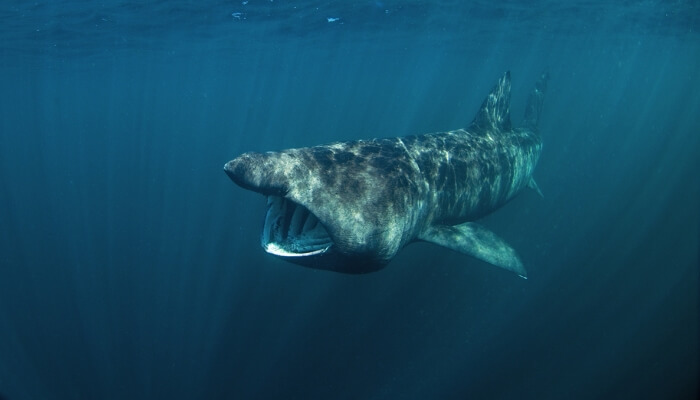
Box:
left=470, top=71, right=512, bottom=132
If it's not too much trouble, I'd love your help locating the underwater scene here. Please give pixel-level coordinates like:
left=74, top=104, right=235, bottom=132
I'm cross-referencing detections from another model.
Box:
left=0, top=1, right=698, bottom=399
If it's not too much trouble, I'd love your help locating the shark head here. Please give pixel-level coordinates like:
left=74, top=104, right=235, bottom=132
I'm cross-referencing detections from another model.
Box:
left=224, top=141, right=424, bottom=274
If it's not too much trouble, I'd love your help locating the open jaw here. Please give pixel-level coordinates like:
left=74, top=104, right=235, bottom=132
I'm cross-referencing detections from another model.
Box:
left=262, top=196, right=333, bottom=257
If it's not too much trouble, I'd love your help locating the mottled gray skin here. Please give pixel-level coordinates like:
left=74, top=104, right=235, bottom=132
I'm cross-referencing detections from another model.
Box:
left=225, top=72, right=547, bottom=275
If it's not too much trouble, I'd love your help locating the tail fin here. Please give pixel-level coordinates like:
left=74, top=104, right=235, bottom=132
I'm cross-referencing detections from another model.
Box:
left=471, top=71, right=512, bottom=132
left=523, top=72, right=549, bottom=130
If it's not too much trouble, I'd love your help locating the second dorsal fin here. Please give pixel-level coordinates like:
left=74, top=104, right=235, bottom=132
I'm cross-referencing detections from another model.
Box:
left=470, top=71, right=512, bottom=132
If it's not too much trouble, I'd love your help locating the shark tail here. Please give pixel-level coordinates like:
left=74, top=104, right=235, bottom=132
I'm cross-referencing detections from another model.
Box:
left=523, top=72, right=549, bottom=130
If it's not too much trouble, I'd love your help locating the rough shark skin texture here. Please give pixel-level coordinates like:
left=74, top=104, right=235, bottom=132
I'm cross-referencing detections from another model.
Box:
left=224, top=72, right=548, bottom=275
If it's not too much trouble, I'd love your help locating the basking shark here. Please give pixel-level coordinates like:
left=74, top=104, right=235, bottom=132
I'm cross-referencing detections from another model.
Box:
left=224, top=71, right=548, bottom=276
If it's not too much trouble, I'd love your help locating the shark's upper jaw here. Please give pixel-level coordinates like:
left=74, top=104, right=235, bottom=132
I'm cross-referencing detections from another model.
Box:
left=262, top=196, right=333, bottom=258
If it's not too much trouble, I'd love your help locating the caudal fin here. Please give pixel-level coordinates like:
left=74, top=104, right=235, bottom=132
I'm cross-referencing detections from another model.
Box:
left=523, top=72, right=549, bottom=130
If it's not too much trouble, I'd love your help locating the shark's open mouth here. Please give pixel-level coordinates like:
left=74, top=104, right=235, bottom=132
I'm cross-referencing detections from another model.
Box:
left=262, top=196, right=333, bottom=257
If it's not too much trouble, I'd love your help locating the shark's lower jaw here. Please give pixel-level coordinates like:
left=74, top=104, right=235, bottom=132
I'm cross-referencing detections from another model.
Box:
left=261, top=196, right=333, bottom=258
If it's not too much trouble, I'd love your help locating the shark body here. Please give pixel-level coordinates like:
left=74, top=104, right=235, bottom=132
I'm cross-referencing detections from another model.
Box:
left=225, top=71, right=548, bottom=276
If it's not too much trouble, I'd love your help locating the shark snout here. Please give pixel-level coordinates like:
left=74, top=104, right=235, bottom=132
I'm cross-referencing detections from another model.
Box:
left=224, top=152, right=290, bottom=196
left=223, top=156, right=250, bottom=188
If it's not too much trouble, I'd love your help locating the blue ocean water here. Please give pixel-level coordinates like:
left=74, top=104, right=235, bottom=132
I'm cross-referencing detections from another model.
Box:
left=1, top=1, right=698, bottom=399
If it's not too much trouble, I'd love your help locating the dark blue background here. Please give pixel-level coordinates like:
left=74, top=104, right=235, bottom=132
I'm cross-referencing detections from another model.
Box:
left=1, top=1, right=698, bottom=399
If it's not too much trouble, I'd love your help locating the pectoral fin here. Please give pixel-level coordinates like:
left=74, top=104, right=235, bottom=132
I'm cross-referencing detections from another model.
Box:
left=528, top=177, right=543, bottom=198
left=418, top=222, right=527, bottom=278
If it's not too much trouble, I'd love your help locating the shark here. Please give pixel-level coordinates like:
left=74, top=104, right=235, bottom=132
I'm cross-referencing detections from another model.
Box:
left=224, top=71, right=548, bottom=276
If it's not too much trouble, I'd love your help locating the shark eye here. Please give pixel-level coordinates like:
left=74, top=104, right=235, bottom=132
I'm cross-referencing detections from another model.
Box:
left=262, top=196, right=332, bottom=257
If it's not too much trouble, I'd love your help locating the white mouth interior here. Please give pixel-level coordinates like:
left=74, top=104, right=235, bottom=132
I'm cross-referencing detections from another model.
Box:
left=262, top=196, right=332, bottom=257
